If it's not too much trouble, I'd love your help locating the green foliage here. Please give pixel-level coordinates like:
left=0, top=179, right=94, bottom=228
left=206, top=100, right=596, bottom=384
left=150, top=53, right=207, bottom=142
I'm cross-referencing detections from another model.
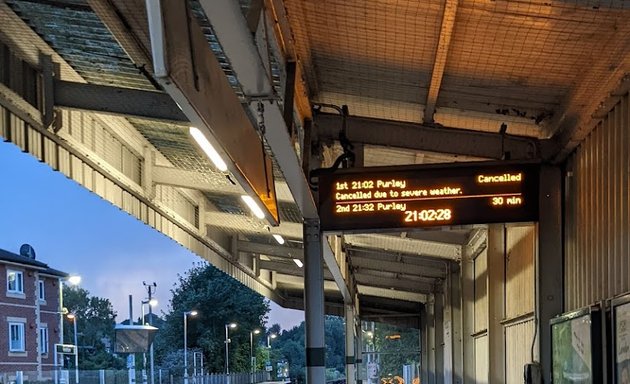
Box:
left=272, top=315, right=346, bottom=382
left=367, top=323, right=420, bottom=378
left=62, top=285, right=125, bottom=369
left=154, top=262, right=270, bottom=374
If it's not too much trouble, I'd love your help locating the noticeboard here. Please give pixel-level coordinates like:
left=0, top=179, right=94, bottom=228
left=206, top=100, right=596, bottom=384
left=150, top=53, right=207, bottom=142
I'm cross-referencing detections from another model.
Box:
left=317, top=161, right=539, bottom=232
left=612, top=294, right=630, bottom=383
left=55, top=344, right=76, bottom=355
left=550, top=305, right=603, bottom=383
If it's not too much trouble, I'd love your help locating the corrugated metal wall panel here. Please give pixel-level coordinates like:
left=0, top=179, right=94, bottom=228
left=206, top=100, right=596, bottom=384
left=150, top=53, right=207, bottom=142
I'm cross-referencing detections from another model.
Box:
left=506, top=225, right=535, bottom=318
left=566, top=93, right=630, bottom=310
left=505, top=319, right=535, bottom=384
left=474, top=335, right=488, bottom=384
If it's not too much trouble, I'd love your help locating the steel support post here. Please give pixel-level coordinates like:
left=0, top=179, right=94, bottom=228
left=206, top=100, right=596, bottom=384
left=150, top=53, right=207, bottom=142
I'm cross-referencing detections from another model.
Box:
left=461, top=248, right=476, bottom=383
left=420, top=307, right=429, bottom=384
left=446, top=264, right=463, bottom=384
left=345, top=305, right=356, bottom=384
left=487, top=224, right=506, bottom=383
left=426, top=296, right=436, bottom=384
left=537, top=166, right=563, bottom=382
left=304, top=219, right=326, bottom=384
left=434, top=292, right=445, bottom=384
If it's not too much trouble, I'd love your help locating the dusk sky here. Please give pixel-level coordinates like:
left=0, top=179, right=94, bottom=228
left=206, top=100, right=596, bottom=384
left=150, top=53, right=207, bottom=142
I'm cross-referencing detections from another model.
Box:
left=0, top=141, right=303, bottom=331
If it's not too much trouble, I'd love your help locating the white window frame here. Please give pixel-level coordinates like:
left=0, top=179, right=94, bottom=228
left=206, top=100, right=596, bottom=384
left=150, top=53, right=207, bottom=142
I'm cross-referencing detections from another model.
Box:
left=7, top=270, right=24, bottom=294
left=38, top=279, right=45, bottom=301
left=39, top=326, right=48, bottom=355
left=9, top=322, right=25, bottom=352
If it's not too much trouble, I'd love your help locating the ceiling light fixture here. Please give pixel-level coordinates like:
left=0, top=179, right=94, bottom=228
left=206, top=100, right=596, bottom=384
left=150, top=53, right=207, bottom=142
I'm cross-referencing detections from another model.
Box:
left=293, top=258, right=303, bottom=268
left=272, top=234, right=285, bottom=245
left=241, top=195, right=265, bottom=219
left=189, top=127, right=228, bottom=172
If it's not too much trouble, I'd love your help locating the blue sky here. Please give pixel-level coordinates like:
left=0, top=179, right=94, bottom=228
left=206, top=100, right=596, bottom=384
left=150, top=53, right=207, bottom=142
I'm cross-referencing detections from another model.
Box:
left=0, top=142, right=303, bottom=330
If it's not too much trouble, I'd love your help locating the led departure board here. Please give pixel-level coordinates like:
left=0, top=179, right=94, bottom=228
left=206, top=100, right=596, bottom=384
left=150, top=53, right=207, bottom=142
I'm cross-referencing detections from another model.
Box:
left=317, top=161, right=539, bottom=232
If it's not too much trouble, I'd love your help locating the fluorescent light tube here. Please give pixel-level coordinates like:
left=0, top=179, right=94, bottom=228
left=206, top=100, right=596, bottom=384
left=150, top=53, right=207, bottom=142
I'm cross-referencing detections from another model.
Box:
left=293, top=259, right=303, bottom=268
left=241, top=195, right=265, bottom=219
left=272, top=234, right=285, bottom=245
left=189, top=127, right=228, bottom=172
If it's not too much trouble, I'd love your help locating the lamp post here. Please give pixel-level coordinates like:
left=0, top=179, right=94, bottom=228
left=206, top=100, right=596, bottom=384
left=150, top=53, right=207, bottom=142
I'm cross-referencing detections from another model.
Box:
left=266, top=333, right=277, bottom=378
left=66, top=313, right=79, bottom=384
left=141, top=298, right=158, bottom=384
left=250, top=329, right=261, bottom=384
left=225, top=322, right=237, bottom=380
left=184, top=311, right=198, bottom=384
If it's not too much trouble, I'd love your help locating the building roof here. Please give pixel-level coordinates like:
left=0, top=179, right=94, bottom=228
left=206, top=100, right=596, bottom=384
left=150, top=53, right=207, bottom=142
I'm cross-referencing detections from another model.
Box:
left=0, top=247, right=69, bottom=278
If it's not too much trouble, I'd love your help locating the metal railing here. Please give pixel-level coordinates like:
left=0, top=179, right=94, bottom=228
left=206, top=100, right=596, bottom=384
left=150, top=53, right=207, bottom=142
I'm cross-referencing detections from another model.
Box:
left=0, top=370, right=270, bottom=384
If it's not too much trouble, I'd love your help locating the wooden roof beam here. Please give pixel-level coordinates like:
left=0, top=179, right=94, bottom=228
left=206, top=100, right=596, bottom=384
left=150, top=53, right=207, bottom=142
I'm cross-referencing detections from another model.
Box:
left=423, top=0, right=459, bottom=124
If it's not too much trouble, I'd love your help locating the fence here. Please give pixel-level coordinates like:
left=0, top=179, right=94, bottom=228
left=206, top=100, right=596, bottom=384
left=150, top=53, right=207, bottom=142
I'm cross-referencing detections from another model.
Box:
left=0, top=370, right=270, bottom=384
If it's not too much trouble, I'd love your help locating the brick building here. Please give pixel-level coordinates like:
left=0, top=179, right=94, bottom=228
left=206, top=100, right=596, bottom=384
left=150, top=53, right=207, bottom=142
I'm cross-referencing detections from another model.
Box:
left=0, top=244, right=67, bottom=375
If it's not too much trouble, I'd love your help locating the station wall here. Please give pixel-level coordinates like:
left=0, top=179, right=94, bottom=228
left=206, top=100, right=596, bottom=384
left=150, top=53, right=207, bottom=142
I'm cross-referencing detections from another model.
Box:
left=564, top=93, right=630, bottom=310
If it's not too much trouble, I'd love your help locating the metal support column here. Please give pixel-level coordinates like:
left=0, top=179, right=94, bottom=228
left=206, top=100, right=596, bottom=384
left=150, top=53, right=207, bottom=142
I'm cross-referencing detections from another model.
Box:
left=420, top=308, right=428, bottom=384
left=304, top=219, right=326, bottom=384
left=487, top=224, right=506, bottom=383
left=538, top=166, right=563, bottom=382
left=345, top=305, right=356, bottom=384
left=426, top=295, right=436, bottom=384
left=434, top=292, right=445, bottom=384
left=448, top=264, right=463, bottom=384
left=461, top=247, right=476, bottom=383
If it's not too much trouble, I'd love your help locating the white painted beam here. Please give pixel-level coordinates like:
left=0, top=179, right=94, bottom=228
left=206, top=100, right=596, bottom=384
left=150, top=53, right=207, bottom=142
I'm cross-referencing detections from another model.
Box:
left=358, top=285, right=427, bottom=303
left=153, top=165, right=296, bottom=203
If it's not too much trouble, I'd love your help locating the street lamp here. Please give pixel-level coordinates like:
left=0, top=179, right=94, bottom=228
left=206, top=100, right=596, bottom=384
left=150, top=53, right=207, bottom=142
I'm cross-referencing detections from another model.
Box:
left=56, top=275, right=80, bottom=384
left=267, top=333, right=277, bottom=348
left=141, top=298, right=158, bottom=384
left=225, top=322, right=237, bottom=378
left=66, top=313, right=79, bottom=384
left=265, top=333, right=277, bottom=377
left=184, top=310, right=198, bottom=384
left=250, top=329, right=261, bottom=384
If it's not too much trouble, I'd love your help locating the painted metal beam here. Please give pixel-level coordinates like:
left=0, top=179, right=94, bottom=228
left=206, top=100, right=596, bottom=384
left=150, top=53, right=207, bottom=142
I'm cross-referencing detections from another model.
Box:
left=237, top=240, right=303, bottom=259
left=315, top=113, right=555, bottom=160
left=423, top=0, right=459, bottom=124
left=354, top=273, right=435, bottom=294
left=403, top=230, right=470, bottom=245
left=153, top=165, right=296, bottom=203
left=350, top=255, right=446, bottom=279
left=53, top=80, right=188, bottom=123
left=205, top=211, right=303, bottom=239
left=358, top=286, right=427, bottom=303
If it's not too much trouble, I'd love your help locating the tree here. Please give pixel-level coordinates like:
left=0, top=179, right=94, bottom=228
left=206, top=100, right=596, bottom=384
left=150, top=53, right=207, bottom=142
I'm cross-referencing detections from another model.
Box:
left=368, top=322, right=420, bottom=378
left=62, top=286, right=125, bottom=369
left=272, top=316, right=346, bottom=383
left=154, top=262, right=270, bottom=374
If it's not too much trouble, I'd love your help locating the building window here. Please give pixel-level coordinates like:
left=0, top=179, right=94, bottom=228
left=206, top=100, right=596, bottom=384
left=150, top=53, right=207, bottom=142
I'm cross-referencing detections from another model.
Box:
left=38, top=279, right=45, bottom=301
left=39, top=327, right=48, bottom=355
left=7, top=270, right=23, bottom=294
left=9, top=322, right=25, bottom=352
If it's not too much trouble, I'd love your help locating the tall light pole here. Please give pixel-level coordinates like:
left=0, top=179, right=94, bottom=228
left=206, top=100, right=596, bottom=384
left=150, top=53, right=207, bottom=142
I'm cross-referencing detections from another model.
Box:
left=67, top=313, right=79, bottom=384
left=184, top=311, right=198, bottom=384
left=266, top=333, right=277, bottom=378
left=250, top=329, right=261, bottom=384
left=141, top=297, right=158, bottom=384
left=143, top=281, right=158, bottom=384
left=225, top=323, right=237, bottom=378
